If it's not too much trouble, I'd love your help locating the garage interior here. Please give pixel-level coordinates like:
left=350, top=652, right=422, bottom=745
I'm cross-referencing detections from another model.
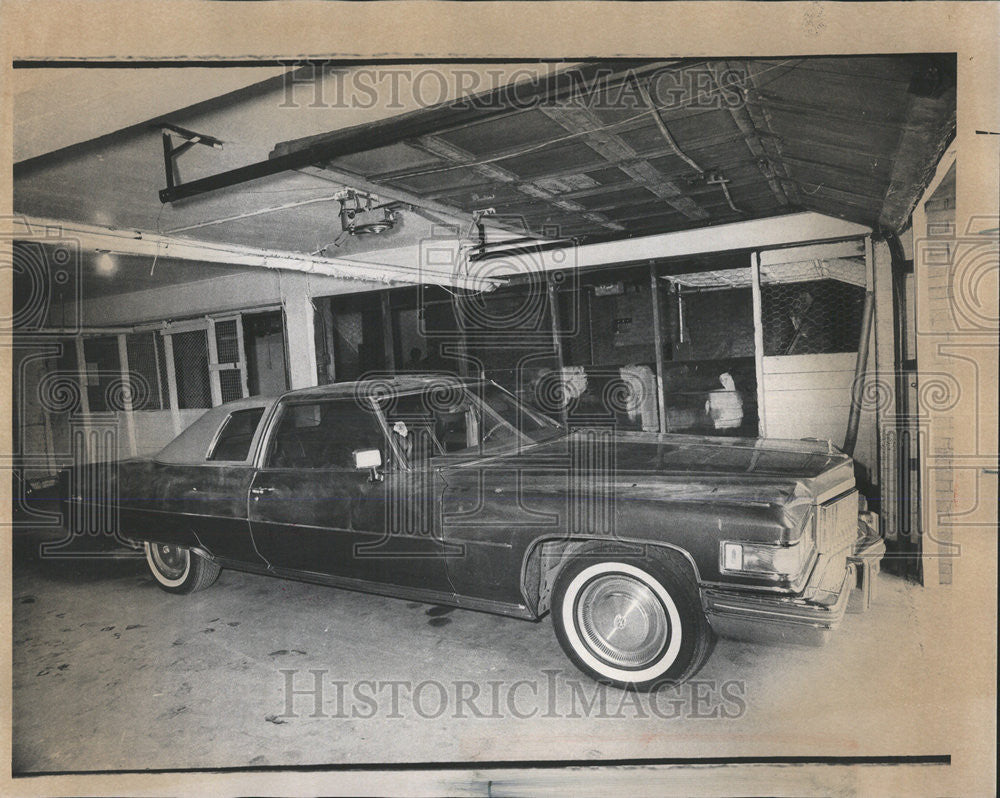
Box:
left=8, top=56, right=985, bottom=774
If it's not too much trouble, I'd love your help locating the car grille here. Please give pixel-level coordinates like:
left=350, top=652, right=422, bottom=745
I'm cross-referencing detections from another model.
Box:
left=815, top=490, right=859, bottom=554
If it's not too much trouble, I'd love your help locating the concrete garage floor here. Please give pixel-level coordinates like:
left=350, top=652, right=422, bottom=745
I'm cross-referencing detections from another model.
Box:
left=12, top=528, right=955, bottom=775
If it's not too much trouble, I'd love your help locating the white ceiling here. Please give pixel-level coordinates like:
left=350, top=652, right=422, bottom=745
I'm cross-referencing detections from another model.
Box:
left=14, top=65, right=558, bottom=241
left=13, top=67, right=290, bottom=162
left=13, top=64, right=561, bottom=296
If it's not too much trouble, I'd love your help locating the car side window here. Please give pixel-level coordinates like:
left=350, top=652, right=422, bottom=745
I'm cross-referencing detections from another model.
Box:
left=265, top=399, right=384, bottom=469
left=207, top=408, right=266, bottom=462
left=381, top=390, right=474, bottom=460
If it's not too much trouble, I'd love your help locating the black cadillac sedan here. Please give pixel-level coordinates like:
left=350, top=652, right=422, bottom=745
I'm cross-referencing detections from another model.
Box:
left=61, top=374, right=884, bottom=689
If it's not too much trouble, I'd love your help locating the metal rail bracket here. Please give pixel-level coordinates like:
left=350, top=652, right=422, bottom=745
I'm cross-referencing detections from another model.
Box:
left=159, top=124, right=225, bottom=195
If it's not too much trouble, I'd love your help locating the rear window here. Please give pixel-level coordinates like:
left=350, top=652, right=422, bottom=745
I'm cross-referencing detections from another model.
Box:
left=208, top=408, right=266, bottom=461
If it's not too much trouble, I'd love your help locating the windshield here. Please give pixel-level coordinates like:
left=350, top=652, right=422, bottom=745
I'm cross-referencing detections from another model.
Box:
left=375, top=380, right=563, bottom=461
left=475, top=382, right=563, bottom=445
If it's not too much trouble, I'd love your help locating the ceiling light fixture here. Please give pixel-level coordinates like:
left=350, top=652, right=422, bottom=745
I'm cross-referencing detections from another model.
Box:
left=95, top=249, right=118, bottom=276
left=337, top=189, right=396, bottom=238
left=312, top=189, right=400, bottom=252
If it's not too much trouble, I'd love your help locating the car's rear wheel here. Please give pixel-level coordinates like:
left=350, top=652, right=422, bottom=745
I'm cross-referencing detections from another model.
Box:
left=144, top=542, right=221, bottom=594
left=551, top=553, right=711, bottom=690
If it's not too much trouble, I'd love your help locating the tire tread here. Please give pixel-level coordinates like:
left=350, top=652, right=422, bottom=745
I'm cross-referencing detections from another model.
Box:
left=187, top=554, right=222, bottom=593
left=146, top=542, right=221, bottom=594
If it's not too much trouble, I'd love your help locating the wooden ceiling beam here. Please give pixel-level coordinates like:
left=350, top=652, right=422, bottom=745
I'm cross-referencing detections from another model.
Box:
left=743, top=62, right=805, bottom=210
left=364, top=107, right=735, bottom=186
left=749, top=92, right=907, bottom=131
left=537, top=103, right=710, bottom=221
left=785, top=181, right=885, bottom=205
left=780, top=153, right=892, bottom=183
left=411, top=134, right=624, bottom=232
left=877, top=81, right=956, bottom=230
left=416, top=130, right=755, bottom=201
left=609, top=190, right=781, bottom=225
left=478, top=181, right=779, bottom=228
left=9, top=215, right=503, bottom=289
left=711, top=60, right=790, bottom=209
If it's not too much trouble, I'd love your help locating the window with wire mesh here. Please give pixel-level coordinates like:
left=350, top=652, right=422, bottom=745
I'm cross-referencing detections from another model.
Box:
left=214, top=319, right=241, bottom=364
left=171, top=330, right=212, bottom=409
left=218, top=369, right=244, bottom=404
left=125, top=332, right=170, bottom=410
left=214, top=319, right=244, bottom=403
left=760, top=279, right=866, bottom=356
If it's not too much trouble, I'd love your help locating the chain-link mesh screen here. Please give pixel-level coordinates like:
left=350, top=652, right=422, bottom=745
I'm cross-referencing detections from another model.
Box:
left=125, top=332, right=168, bottom=410
left=214, top=319, right=240, bottom=364
left=171, top=330, right=212, bottom=409
left=214, top=319, right=245, bottom=403
left=219, top=368, right=243, bottom=404
left=760, top=278, right=866, bottom=356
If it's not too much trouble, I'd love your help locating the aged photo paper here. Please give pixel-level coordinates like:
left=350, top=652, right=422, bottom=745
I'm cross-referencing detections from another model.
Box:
left=1, top=2, right=997, bottom=796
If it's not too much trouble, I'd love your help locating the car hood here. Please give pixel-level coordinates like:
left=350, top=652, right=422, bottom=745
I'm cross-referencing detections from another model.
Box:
left=441, top=429, right=856, bottom=507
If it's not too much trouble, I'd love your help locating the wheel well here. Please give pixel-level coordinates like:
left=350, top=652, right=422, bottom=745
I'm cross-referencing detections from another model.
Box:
left=140, top=539, right=216, bottom=563
left=523, top=538, right=700, bottom=617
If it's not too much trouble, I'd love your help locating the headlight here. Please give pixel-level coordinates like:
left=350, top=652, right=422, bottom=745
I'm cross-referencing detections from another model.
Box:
left=720, top=539, right=815, bottom=579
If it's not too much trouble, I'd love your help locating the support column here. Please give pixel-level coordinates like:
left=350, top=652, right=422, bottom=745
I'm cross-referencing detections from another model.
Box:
left=546, top=278, right=567, bottom=424
left=281, top=276, right=318, bottom=390
left=649, top=261, right=667, bottom=433
left=381, top=291, right=396, bottom=371
left=116, top=333, right=138, bottom=458
left=750, top=252, right=767, bottom=437
left=73, top=336, right=92, bottom=463
left=205, top=318, right=223, bottom=406
left=74, top=337, right=91, bottom=414
left=161, top=332, right=182, bottom=435
left=546, top=278, right=566, bottom=371
left=871, top=236, right=898, bottom=484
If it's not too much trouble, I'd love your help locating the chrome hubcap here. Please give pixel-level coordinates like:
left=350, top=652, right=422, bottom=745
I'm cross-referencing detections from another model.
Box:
left=150, top=543, right=188, bottom=580
left=576, top=574, right=670, bottom=669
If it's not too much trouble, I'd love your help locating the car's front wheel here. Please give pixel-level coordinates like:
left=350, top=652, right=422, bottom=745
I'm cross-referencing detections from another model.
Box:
left=551, top=553, right=711, bottom=690
left=144, top=542, right=221, bottom=594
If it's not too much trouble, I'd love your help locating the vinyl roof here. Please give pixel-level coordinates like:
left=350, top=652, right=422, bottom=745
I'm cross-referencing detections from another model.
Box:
left=280, top=373, right=470, bottom=403
left=154, top=375, right=474, bottom=463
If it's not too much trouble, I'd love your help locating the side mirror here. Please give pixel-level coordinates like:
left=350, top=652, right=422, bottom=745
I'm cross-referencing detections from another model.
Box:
left=353, top=448, right=384, bottom=482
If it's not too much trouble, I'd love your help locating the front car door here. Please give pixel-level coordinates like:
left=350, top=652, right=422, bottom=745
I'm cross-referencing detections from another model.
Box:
left=247, top=392, right=454, bottom=592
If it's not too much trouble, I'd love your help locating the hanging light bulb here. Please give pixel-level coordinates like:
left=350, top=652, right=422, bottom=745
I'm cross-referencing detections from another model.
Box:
left=95, top=249, right=117, bottom=275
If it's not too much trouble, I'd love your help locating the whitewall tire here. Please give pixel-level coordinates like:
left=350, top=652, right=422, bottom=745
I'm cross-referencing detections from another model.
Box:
left=552, top=553, right=711, bottom=690
left=144, top=542, right=221, bottom=594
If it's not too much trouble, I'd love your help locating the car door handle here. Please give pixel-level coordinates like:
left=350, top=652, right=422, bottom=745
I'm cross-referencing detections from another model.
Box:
left=250, top=486, right=275, bottom=497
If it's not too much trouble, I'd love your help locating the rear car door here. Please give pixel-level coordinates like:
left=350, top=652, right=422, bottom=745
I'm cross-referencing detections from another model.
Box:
left=172, top=405, right=268, bottom=565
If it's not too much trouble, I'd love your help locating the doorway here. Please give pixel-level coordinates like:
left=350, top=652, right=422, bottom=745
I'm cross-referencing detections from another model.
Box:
left=243, top=310, right=288, bottom=397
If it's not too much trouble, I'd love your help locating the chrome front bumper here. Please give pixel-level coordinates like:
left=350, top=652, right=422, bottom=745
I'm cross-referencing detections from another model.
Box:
left=701, top=528, right=886, bottom=646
